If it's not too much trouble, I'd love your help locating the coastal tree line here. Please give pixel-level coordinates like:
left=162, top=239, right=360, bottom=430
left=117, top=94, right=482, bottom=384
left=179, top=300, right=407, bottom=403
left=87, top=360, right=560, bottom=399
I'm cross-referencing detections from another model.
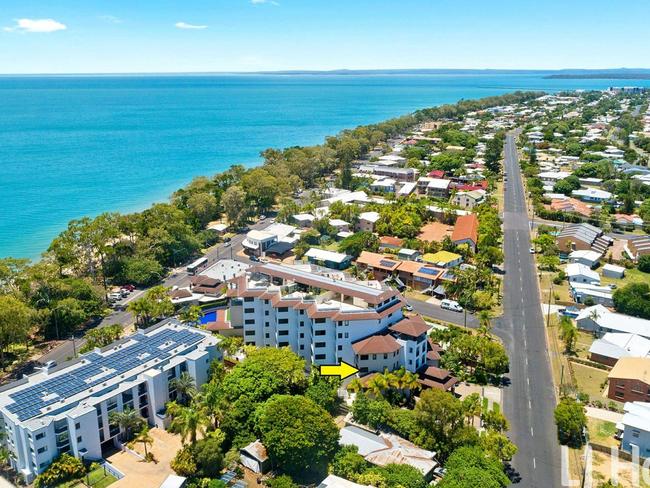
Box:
left=0, top=91, right=540, bottom=372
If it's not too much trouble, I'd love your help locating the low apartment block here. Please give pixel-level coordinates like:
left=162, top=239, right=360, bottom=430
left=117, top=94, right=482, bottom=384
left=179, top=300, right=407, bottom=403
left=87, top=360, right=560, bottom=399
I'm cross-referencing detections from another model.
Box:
left=226, top=263, right=427, bottom=372
left=0, top=322, right=221, bottom=482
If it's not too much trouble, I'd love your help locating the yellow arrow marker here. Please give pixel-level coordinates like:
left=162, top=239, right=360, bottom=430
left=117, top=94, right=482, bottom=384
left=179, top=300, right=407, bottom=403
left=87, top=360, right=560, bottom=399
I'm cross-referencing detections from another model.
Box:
left=320, top=361, right=359, bottom=380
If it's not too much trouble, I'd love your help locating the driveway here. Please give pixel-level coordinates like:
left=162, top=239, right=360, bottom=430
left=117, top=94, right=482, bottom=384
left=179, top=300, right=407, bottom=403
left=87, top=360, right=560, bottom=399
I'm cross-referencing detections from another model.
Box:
left=585, top=407, right=624, bottom=424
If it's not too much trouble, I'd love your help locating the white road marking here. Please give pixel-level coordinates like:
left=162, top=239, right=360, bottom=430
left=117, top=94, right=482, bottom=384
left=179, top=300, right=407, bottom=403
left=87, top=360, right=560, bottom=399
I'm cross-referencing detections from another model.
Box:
left=533, top=457, right=536, bottom=469
left=527, top=377, right=530, bottom=386
left=531, top=427, right=534, bottom=436
left=528, top=399, right=532, bottom=409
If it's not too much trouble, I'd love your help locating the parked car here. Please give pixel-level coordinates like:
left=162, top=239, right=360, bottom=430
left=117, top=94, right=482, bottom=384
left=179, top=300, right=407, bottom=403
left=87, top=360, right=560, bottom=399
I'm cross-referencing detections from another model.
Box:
left=122, top=284, right=136, bottom=292
left=249, top=255, right=259, bottom=262
left=108, top=292, right=122, bottom=302
left=223, top=241, right=231, bottom=247
left=529, top=247, right=535, bottom=254
left=441, top=299, right=463, bottom=312
left=40, top=360, right=57, bottom=371
left=403, top=304, right=413, bottom=312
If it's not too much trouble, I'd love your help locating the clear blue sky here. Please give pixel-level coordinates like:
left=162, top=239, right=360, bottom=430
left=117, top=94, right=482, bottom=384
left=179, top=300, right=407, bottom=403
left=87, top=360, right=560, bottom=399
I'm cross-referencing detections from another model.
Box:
left=1, top=0, right=648, bottom=74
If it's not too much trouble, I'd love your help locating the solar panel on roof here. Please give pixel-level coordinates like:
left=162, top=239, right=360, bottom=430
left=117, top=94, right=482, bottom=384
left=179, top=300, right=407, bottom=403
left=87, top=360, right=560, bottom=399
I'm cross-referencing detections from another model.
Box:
left=379, top=259, right=397, bottom=268
left=418, top=267, right=439, bottom=276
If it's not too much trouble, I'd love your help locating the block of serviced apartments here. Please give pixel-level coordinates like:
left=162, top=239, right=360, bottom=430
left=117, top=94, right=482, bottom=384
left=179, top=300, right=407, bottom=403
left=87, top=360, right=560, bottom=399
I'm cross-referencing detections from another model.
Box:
left=225, top=263, right=428, bottom=373
left=0, top=321, right=221, bottom=482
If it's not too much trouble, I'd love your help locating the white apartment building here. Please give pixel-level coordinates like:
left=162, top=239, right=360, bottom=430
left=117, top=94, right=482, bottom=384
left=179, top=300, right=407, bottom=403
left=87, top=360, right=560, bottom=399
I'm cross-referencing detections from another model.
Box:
left=0, top=322, right=221, bottom=482
left=226, top=263, right=423, bottom=370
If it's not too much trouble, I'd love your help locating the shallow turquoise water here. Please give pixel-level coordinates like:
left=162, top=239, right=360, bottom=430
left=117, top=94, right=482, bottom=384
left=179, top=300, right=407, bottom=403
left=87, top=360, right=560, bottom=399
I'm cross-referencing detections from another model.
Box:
left=2, top=74, right=650, bottom=259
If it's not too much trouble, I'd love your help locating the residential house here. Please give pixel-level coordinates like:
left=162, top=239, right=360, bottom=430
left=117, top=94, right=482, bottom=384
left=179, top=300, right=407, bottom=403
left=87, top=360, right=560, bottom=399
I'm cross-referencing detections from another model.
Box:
left=356, top=212, right=380, bottom=233
left=451, top=214, right=479, bottom=251
left=388, top=315, right=430, bottom=372
left=353, top=335, right=402, bottom=374
left=397, top=248, right=422, bottom=261
left=572, top=188, right=613, bottom=203
left=355, top=251, right=401, bottom=281
left=566, top=263, right=600, bottom=284
left=417, top=177, right=452, bottom=198
left=318, top=475, right=372, bottom=488
left=608, top=357, right=650, bottom=403
left=589, top=333, right=650, bottom=366
left=379, top=236, right=404, bottom=251
left=329, top=219, right=351, bottom=233
left=570, top=283, right=613, bottom=306
left=422, top=251, right=463, bottom=268
left=292, top=213, right=315, bottom=228
left=339, top=425, right=438, bottom=480
left=568, top=250, right=601, bottom=268
left=304, top=248, right=352, bottom=270
left=549, top=197, right=593, bottom=217
left=556, top=223, right=611, bottom=254
left=576, top=305, right=650, bottom=339
left=619, top=402, right=650, bottom=456
left=451, top=189, right=486, bottom=210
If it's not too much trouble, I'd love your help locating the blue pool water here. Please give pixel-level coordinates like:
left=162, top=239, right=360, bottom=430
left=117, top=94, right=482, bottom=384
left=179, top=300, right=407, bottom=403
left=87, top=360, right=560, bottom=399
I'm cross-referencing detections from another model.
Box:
left=200, top=311, right=216, bottom=324
left=2, top=73, right=650, bottom=259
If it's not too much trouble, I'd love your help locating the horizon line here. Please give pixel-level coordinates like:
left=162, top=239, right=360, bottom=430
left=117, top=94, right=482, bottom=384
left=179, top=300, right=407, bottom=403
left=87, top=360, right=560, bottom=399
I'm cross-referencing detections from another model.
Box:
left=2, top=67, right=650, bottom=77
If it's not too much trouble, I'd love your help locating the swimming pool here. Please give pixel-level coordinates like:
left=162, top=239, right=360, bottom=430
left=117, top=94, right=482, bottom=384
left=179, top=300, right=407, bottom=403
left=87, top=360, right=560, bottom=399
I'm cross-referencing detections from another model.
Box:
left=200, top=311, right=216, bottom=324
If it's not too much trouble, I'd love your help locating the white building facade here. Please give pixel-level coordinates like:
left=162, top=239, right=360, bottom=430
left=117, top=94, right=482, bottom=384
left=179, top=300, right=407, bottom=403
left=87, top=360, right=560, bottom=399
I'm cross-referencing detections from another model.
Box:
left=0, top=322, right=221, bottom=482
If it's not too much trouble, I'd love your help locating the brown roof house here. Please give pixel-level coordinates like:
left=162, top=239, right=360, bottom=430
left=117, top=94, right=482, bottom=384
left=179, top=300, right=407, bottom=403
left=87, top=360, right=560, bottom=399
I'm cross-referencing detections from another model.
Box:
left=419, top=366, right=458, bottom=392
left=355, top=251, right=401, bottom=281
left=353, top=335, right=402, bottom=374
left=240, top=440, right=270, bottom=474
left=608, top=357, right=650, bottom=403
left=417, top=222, right=453, bottom=244
left=451, top=214, right=479, bottom=252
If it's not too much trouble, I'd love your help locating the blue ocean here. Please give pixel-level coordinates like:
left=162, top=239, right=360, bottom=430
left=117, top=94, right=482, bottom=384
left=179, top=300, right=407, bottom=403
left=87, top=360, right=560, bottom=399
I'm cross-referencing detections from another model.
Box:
left=2, top=74, right=650, bottom=259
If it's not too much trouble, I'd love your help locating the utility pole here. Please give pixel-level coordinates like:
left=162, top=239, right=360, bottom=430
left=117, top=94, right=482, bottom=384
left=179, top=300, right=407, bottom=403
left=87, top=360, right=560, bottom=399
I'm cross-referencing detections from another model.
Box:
left=71, top=334, right=77, bottom=358
left=546, top=279, right=554, bottom=328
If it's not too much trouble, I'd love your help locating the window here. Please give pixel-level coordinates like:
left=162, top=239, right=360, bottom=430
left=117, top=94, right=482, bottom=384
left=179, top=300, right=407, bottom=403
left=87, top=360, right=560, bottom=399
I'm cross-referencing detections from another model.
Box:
left=245, top=330, right=255, bottom=336
left=315, top=318, right=326, bottom=324
left=278, top=318, right=289, bottom=324
left=315, top=342, right=326, bottom=348
left=37, top=446, right=47, bottom=454
left=264, top=299, right=269, bottom=304
left=409, top=347, right=413, bottom=354
left=278, top=307, right=288, bottom=312
left=338, top=345, right=343, bottom=351
left=300, top=321, right=305, bottom=327
left=265, top=310, right=269, bottom=316
left=315, top=330, right=326, bottom=336
left=299, top=333, right=304, bottom=339
left=244, top=319, right=255, bottom=325
left=278, top=330, right=289, bottom=336
left=244, top=297, right=254, bottom=302
left=360, top=355, right=368, bottom=360
left=75, top=423, right=80, bottom=430
left=279, top=342, right=289, bottom=347
left=35, top=433, right=45, bottom=440
left=76, top=436, right=82, bottom=443
left=300, top=310, right=305, bottom=315
left=300, top=345, right=305, bottom=350
left=315, top=354, right=326, bottom=360
left=265, top=322, right=270, bottom=327
left=338, top=333, right=343, bottom=339
left=383, top=354, right=388, bottom=359
left=344, top=332, right=349, bottom=339
left=265, top=333, right=270, bottom=339
left=633, top=429, right=640, bottom=438
left=244, top=308, right=255, bottom=313
left=372, top=354, right=377, bottom=360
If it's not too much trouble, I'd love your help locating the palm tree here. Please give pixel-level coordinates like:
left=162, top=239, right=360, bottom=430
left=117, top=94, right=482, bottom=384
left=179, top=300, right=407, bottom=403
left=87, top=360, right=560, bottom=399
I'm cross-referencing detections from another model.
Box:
left=170, top=372, right=197, bottom=406
left=109, top=408, right=143, bottom=442
left=347, top=378, right=364, bottom=394
left=197, top=381, right=227, bottom=430
left=462, top=393, right=482, bottom=427
left=478, top=310, right=494, bottom=336
left=366, top=373, right=389, bottom=398
left=401, top=370, right=421, bottom=399
left=134, top=425, right=154, bottom=459
left=169, top=404, right=209, bottom=444
left=179, top=305, right=201, bottom=325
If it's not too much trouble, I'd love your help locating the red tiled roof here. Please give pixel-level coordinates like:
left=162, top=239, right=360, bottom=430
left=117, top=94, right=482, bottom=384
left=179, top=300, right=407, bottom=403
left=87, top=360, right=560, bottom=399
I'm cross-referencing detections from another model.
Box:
left=423, top=366, right=453, bottom=380
left=379, top=236, right=405, bottom=247
left=353, top=335, right=401, bottom=355
left=356, top=251, right=400, bottom=271
left=389, top=315, right=430, bottom=338
left=451, top=214, right=479, bottom=245
left=428, top=170, right=445, bottom=178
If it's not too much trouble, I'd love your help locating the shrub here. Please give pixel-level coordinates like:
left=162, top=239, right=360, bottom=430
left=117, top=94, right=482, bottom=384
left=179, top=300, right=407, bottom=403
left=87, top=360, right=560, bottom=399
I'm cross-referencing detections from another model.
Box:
left=34, top=454, right=85, bottom=488
left=639, top=255, right=650, bottom=273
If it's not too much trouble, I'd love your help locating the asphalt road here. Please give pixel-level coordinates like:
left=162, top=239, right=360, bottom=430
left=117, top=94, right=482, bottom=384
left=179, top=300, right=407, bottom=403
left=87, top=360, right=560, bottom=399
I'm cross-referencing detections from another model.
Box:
left=495, top=132, right=562, bottom=487
left=406, top=297, right=479, bottom=328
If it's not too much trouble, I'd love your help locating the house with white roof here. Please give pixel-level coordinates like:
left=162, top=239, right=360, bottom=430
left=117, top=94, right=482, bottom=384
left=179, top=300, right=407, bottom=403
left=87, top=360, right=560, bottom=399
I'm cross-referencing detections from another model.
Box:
left=602, top=264, right=625, bottom=279
left=451, top=189, right=486, bottom=210
left=566, top=263, right=600, bottom=284
left=570, top=283, right=613, bottom=306
left=318, top=475, right=371, bottom=488
left=577, top=305, right=650, bottom=338
left=538, top=171, right=571, bottom=184
left=304, top=248, right=352, bottom=270
left=619, top=402, right=650, bottom=455
left=292, top=213, right=315, bottom=228
left=356, top=212, right=380, bottom=233
left=568, top=250, right=602, bottom=268
left=589, top=333, right=650, bottom=366
left=572, top=188, right=613, bottom=203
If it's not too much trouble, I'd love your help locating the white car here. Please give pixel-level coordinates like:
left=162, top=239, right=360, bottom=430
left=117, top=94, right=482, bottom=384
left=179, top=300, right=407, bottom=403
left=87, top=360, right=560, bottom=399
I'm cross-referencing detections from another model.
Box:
left=441, top=299, right=463, bottom=312
left=529, top=247, right=535, bottom=254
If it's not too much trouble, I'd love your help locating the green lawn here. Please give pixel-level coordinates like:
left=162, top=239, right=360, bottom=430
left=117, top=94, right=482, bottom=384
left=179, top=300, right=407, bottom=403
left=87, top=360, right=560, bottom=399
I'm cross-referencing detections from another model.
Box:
left=572, top=362, right=609, bottom=401
left=587, top=418, right=618, bottom=447
left=574, top=331, right=596, bottom=360
left=63, top=467, right=118, bottom=488
left=600, top=267, right=650, bottom=289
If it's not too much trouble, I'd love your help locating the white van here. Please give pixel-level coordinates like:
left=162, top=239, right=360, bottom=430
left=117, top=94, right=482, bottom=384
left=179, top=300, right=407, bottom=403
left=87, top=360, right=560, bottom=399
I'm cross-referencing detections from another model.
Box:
left=440, top=299, right=463, bottom=312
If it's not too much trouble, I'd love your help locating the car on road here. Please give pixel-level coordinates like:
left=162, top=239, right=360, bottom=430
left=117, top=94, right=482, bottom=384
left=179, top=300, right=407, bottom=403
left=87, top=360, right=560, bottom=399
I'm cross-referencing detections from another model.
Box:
left=108, top=292, right=122, bottom=302
left=259, top=215, right=266, bottom=221
left=122, top=284, right=136, bottom=292
left=223, top=241, right=231, bottom=247
left=440, top=299, right=463, bottom=312
left=403, top=304, right=413, bottom=312
left=40, top=360, right=57, bottom=371
left=249, top=255, right=260, bottom=262
left=529, top=247, right=535, bottom=254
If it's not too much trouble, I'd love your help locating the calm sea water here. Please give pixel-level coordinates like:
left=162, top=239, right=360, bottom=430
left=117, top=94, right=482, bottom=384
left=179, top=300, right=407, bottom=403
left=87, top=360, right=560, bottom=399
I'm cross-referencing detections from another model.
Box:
left=2, top=74, right=650, bottom=259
